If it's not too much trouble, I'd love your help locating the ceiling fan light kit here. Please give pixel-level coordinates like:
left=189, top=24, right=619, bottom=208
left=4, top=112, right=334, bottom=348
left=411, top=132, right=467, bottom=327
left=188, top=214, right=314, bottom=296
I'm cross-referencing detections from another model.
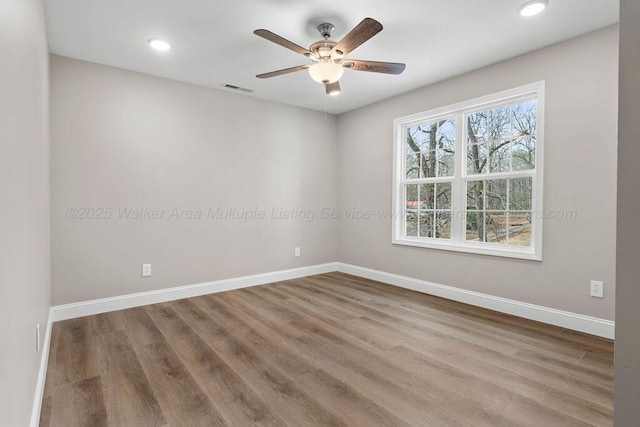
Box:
left=309, top=61, right=344, bottom=84
left=254, top=18, right=405, bottom=95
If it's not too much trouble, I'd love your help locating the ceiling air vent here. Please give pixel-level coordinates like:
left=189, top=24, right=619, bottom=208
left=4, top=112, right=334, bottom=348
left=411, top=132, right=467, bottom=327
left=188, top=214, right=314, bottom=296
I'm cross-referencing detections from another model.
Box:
left=221, top=83, right=254, bottom=93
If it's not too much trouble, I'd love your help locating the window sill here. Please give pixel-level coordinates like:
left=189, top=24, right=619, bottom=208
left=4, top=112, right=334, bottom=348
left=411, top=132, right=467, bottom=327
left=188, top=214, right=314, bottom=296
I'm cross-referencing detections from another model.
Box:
left=392, top=237, right=542, bottom=261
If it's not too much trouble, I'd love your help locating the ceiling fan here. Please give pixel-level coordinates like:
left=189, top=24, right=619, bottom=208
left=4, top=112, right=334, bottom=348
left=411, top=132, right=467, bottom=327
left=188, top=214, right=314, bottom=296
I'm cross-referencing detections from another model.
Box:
left=253, top=18, right=406, bottom=95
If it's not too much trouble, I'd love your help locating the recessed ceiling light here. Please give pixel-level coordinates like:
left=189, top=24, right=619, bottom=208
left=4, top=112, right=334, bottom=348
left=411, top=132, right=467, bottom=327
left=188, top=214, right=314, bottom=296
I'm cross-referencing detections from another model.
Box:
left=518, top=0, right=548, bottom=17
left=147, top=38, right=171, bottom=52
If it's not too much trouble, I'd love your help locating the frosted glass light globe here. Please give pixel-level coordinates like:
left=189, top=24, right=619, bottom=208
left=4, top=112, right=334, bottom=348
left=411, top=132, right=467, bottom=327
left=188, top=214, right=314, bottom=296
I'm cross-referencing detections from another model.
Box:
left=309, top=61, right=344, bottom=84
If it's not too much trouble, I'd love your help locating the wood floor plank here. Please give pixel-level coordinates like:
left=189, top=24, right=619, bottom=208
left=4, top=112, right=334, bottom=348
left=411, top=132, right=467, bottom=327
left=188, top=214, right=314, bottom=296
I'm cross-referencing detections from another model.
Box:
left=503, top=393, right=597, bottom=427
left=208, top=335, right=347, bottom=426
left=244, top=314, right=464, bottom=425
left=514, top=348, right=614, bottom=388
left=52, top=318, right=99, bottom=387
left=350, top=317, right=550, bottom=401
left=299, top=278, right=560, bottom=358
left=144, top=303, right=226, bottom=370
left=47, top=376, right=108, bottom=427
left=221, top=289, right=303, bottom=324
left=436, top=392, right=524, bottom=427
left=121, top=306, right=165, bottom=347
left=42, top=273, right=614, bottom=426
left=169, top=298, right=231, bottom=343
left=294, top=369, right=412, bottom=427
left=321, top=276, right=590, bottom=361
left=95, top=331, right=166, bottom=426
left=282, top=316, right=458, bottom=405
left=136, top=341, right=226, bottom=426
left=336, top=272, right=610, bottom=359
left=156, top=301, right=284, bottom=426
left=389, top=344, right=551, bottom=408
left=210, top=288, right=456, bottom=418
left=270, top=282, right=364, bottom=321
left=90, top=311, right=127, bottom=336
left=539, top=387, right=613, bottom=426
left=355, top=312, right=613, bottom=409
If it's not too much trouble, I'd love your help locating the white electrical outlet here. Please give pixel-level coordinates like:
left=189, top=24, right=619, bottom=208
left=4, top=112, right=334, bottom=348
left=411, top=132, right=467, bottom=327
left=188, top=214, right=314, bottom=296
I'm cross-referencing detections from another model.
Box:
left=294, top=247, right=300, bottom=257
left=36, top=324, right=40, bottom=352
left=142, top=263, right=151, bottom=277
left=590, top=280, right=604, bottom=298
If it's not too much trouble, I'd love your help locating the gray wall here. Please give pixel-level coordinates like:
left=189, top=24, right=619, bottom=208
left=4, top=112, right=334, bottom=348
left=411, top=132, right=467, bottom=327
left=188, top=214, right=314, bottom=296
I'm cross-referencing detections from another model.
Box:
left=615, top=0, right=639, bottom=423
left=51, top=56, right=338, bottom=305
left=337, top=25, right=618, bottom=320
left=0, top=0, right=51, bottom=424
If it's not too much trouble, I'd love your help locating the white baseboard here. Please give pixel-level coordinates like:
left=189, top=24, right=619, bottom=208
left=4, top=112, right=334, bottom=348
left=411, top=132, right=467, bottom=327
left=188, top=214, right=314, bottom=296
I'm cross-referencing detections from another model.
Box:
left=337, top=263, right=615, bottom=339
left=30, top=308, right=53, bottom=427
left=51, top=263, right=338, bottom=321
left=49, top=260, right=615, bottom=340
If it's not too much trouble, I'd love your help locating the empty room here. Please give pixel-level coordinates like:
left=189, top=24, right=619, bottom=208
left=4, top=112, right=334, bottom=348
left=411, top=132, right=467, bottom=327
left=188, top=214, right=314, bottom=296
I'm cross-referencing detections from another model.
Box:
left=2, top=0, right=639, bottom=425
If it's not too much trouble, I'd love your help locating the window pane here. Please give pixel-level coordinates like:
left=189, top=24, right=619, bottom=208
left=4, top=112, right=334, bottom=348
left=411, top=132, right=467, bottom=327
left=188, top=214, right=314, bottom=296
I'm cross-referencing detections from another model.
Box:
left=466, top=180, right=484, bottom=211
left=437, top=119, right=456, bottom=177
left=466, top=211, right=486, bottom=242
left=435, top=211, right=451, bottom=239
left=488, top=106, right=511, bottom=141
left=438, top=119, right=456, bottom=145
left=512, top=100, right=537, bottom=137
left=419, top=211, right=433, bottom=238
left=420, top=184, right=435, bottom=209
left=420, top=151, right=436, bottom=178
left=407, top=127, right=421, bottom=153
left=406, top=184, right=419, bottom=210
left=438, top=149, right=455, bottom=177
left=485, top=212, right=508, bottom=244
left=406, top=152, right=419, bottom=178
left=406, top=211, right=418, bottom=236
left=509, top=178, right=533, bottom=211
left=467, top=112, right=488, bottom=143
left=512, top=137, right=536, bottom=171
left=508, top=212, right=532, bottom=246
left=436, top=182, right=452, bottom=210
left=489, top=140, right=511, bottom=173
left=419, top=122, right=438, bottom=152
left=467, top=143, right=488, bottom=175
left=486, top=179, right=508, bottom=210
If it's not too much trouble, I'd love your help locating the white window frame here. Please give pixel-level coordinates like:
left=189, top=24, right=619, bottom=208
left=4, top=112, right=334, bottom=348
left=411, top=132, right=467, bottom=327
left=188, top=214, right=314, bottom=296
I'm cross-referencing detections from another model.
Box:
left=392, top=81, right=545, bottom=261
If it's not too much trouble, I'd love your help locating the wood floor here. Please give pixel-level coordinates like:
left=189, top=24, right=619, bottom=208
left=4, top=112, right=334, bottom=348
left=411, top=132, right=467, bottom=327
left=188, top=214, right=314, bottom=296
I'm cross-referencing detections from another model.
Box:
left=40, top=272, right=614, bottom=426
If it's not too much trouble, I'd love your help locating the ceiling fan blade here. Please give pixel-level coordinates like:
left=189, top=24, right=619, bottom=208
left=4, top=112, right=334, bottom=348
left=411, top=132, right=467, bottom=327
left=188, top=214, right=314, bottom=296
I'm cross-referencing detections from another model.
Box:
left=343, top=60, right=406, bottom=74
left=325, top=81, right=341, bottom=95
left=256, top=64, right=310, bottom=79
left=254, top=29, right=312, bottom=56
left=333, top=18, right=383, bottom=56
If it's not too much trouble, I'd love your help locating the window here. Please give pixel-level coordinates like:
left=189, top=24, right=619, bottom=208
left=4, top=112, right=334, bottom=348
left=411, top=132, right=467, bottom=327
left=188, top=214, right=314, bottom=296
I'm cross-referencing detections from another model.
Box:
left=392, top=82, right=544, bottom=260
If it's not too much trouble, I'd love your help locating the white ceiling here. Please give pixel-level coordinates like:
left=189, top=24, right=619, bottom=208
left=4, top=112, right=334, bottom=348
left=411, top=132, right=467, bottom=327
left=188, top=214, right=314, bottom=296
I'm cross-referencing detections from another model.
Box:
left=44, top=0, right=618, bottom=114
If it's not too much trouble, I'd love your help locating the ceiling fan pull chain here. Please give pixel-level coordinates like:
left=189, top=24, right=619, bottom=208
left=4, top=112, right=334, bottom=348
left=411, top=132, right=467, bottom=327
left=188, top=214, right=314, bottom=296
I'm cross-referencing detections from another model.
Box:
left=324, top=96, right=328, bottom=120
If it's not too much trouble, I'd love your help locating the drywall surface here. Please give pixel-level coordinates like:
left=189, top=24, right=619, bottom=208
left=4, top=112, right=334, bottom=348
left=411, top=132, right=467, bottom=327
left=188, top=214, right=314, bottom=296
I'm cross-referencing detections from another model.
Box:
left=51, top=56, right=338, bottom=304
left=0, top=0, right=51, bottom=424
left=337, top=26, right=618, bottom=320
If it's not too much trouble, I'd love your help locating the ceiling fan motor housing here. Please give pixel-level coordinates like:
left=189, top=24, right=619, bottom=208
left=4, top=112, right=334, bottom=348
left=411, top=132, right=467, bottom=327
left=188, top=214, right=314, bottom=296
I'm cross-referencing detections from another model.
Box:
left=317, top=23, right=335, bottom=39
